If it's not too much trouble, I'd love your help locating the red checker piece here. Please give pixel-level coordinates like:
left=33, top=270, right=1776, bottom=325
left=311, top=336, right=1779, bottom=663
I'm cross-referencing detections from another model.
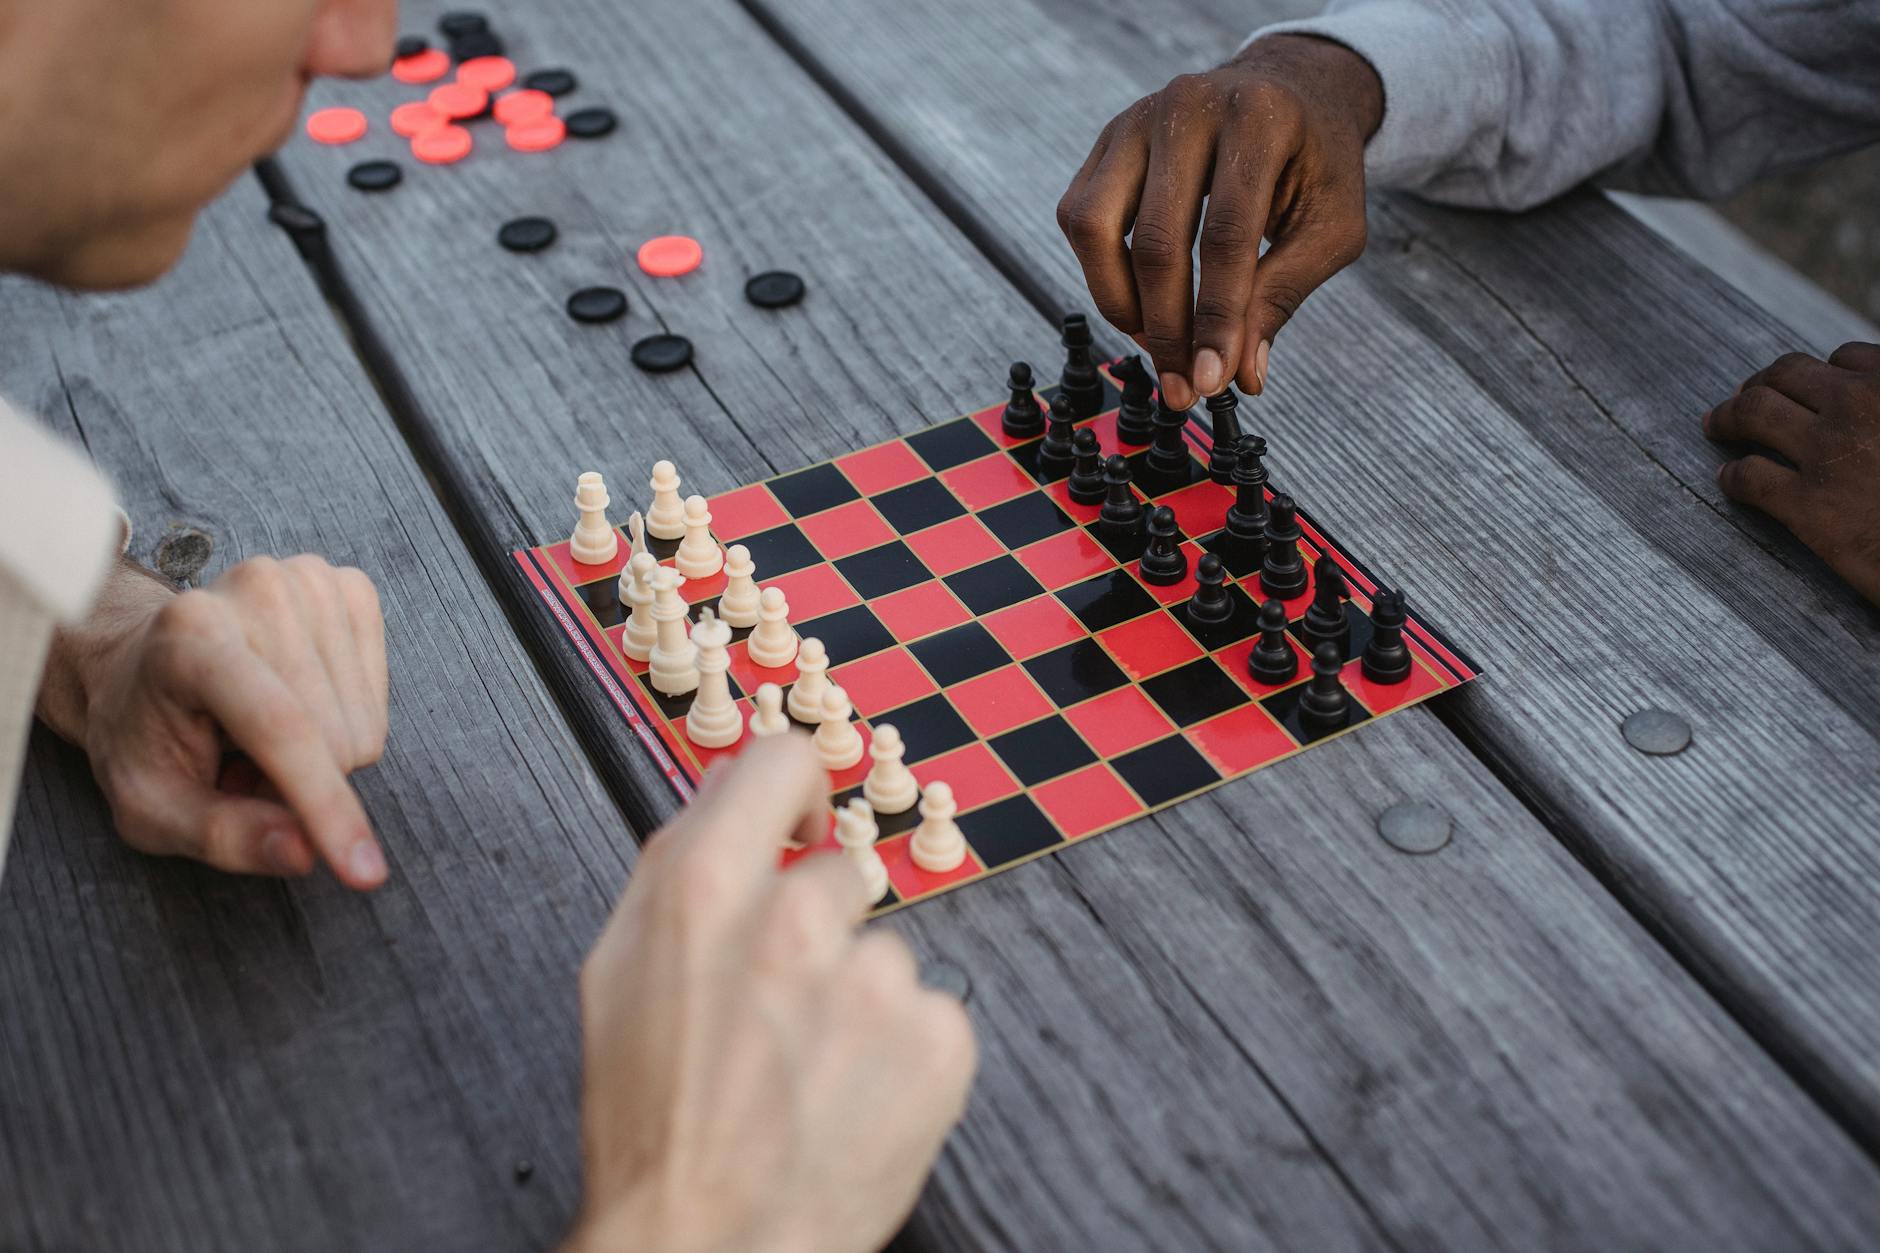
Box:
left=457, top=55, right=517, bottom=92
left=1217, top=634, right=1311, bottom=699
left=910, top=742, right=1020, bottom=812
left=830, top=648, right=936, bottom=719
left=835, top=441, right=928, bottom=496
left=306, top=107, right=367, bottom=145
left=873, top=581, right=971, bottom=642
left=941, top=453, right=1036, bottom=511
left=1098, top=612, right=1203, bottom=681
left=796, top=498, right=894, bottom=559
left=948, top=665, right=1053, bottom=739
left=880, top=831, right=983, bottom=902
left=706, top=483, right=789, bottom=541
left=1187, top=705, right=1297, bottom=775
left=1061, top=686, right=1174, bottom=759
left=494, top=88, right=555, bottom=126
left=1137, top=542, right=1205, bottom=606
left=391, top=48, right=452, bottom=84
left=1345, top=655, right=1446, bottom=716
left=506, top=115, right=566, bottom=152
left=412, top=124, right=473, bottom=165
left=390, top=100, right=447, bottom=138
left=1157, top=480, right=1235, bottom=544
left=1032, top=763, right=1141, bottom=839
left=766, top=563, right=859, bottom=622
left=428, top=81, right=488, bottom=120
left=982, top=595, right=1085, bottom=660
left=1017, top=527, right=1114, bottom=591
left=638, top=234, right=704, bottom=278
left=902, top=514, right=1004, bottom=577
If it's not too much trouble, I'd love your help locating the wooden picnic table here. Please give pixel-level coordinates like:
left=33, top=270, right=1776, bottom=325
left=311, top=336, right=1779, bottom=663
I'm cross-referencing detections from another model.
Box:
left=3, top=1, right=1878, bottom=1249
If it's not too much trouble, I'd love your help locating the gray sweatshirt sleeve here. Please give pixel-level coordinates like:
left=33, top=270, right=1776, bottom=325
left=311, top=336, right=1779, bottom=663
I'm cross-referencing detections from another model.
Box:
left=1249, top=0, right=1880, bottom=209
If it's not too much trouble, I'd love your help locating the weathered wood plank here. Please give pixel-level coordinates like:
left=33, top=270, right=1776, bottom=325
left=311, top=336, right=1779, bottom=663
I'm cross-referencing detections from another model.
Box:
left=738, top=0, right=1880, bottom=1153
left=266, top=1, right=1880, bottom=1246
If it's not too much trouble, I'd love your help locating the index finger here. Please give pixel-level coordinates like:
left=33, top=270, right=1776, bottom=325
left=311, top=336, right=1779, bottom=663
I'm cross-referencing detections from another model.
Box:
left=674, top=732, right=829, bottom=873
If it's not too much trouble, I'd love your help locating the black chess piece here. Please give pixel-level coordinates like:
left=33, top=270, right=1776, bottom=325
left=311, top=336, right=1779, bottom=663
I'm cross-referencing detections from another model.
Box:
left=1068, top=428, right=1106, bottom=504
left=1115, top=354, right=1155, bottom=445
left=1001, top=360, right=1043, bottom=439
left=1098, top=454, right=1143, bottom=538
left=1205, top=389, right=1244, bottom=484
left=1186, top=553, right=1232, bottom=623
left=1299, top=555, right=1350, bottom=657
left=1297, top=641, right=1352, bottom=736
left=1362, top=588, right=1413, bottom=684
left=1058, top=312, right=1103, bottom=417
left=1259, top=493, right=1307, bottom=600
left=1037, top=394, right=1077, bottom=475
left=1223, top=436, right=1269, bottom=544
left=1138, top=506, right=1187, bottom=585
left=1147, top=396, right=1190, bottom=480
left=1248, top=599, right=1298, bottom=685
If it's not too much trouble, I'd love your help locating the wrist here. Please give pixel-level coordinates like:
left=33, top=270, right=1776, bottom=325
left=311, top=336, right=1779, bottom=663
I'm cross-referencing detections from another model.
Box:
left=34, top=558, right=172, bottom=744
left=563, top=1184, right=708, bottom=1253
left=1236, top=33, right=1386, bottom=141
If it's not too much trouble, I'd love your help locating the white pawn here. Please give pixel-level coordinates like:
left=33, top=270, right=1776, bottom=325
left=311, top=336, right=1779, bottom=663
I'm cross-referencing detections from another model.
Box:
left=910, top=781, right=966, bottom=872
left=786, top=636, right=830, bottom=723
left=685, top=610, right=742, bottom=749
left=813, top=684, right=864, bottom=771
left=862, top=724, right=919, bottom=815
left=624, top=510, right=647, bottom=565
left=647, top=459, right=686, bottom=540
left=749, top=682, right=790, bottom=737
left=746, top=586, right=799, bottom=669
left=719, top=544, right=760, bottom=628
left=674, top=494, right=724, bottom=579
left=835, top=797, right=888, bottom=903
left=569, top=471, right=618, bottom=565
left=647, top=567, right=698, bottom=696
left=618, top=552, right=658, bottom=662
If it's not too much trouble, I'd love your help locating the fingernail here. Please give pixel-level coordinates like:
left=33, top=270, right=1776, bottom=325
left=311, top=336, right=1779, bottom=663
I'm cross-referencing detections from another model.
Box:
left=262, top=829, right=308, bottom=875
left=1193, top=349, right=1223, bottom=395
left=348, top=840, right=387, bottom=886
left=1255, top=340, right=1271, bottom=393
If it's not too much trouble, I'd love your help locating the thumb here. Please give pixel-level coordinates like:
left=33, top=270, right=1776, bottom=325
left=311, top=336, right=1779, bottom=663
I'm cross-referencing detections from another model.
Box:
left=1238, top=211, right=1367, bottom=394
left=118, top=769, right=319, bottom=877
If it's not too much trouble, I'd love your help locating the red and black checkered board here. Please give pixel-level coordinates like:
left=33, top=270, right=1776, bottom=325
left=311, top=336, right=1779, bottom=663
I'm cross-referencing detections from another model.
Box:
left=514, top=360, right=1480, bottom=915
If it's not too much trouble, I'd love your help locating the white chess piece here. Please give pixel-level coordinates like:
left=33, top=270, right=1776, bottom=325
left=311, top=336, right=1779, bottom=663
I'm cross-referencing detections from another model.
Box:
left=624, top=510, right=646, bottom=565
left=745, top=586, right=799, bottom=669
left=718, top=544, right=760, bottom=628
left=835, top=797, right=889, bottom=903
left=684, top=610, right=742, bottom=748
left=862, top=724, right=919, bottom=815
left=569, top=471, right=618, bottom=565
left=786, top=636, right=830, bottom=723
left=909, top=781, right=966, bottom=872
left=647, top=567, right=699, bottom=695
left=749, top=682, right=790, bottom=737
left=619, top=552, right=658, bottom=662
left=673, top=494, right=724, bottom=579
left=813, top=684, right=864, bottom=771
left=647, top=459, right=686, bottom=540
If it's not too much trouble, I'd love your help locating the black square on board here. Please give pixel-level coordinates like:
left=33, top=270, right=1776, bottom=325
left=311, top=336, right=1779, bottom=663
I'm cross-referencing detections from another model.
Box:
left=876, top=692, right=977, bottom=761
left=834, top=785, right=924, bottom=838
left=908, top=621, right=1008, bottom=687
left=958, top=793, right=1063, bottom=867
left=1004, top=439, right=1072, bottom=485
left=978, top=494, right=1074, bottom=549
left=577, top=577, right=624, bottom=627
left=835, top=540, right=931, bottom=599
left=797, top=604, right=896, bottom=665
left=636, top=672, right=696, bottom=723
left=1172, top=584, right=1262, bottom=651
left=1056, top=569, right=1159, bottom=633
left=908, top=418, right=996, bottom=471
left=1022, top=639, right=1128, bottom=707
left=872, top=477, right=966, bottom=534
left=740, top=523, right=823, bottom=577
left=1125, top=447, right=1207, bottom=498
left=1113, top=735, right=1221, bottom=807
left=769, top=462, right=859, bottom=516
left=1085, top=517, right=1151, bottom=565
left=944, top=555, right=1044, bottom=615
left=1200, top=530, right=1266, bottom=579
left=989, top=714, right=1097, bottom=787
left=1141, top=657, right=1247, bottom=726
left=1260, top=681, right=1373, bottom=745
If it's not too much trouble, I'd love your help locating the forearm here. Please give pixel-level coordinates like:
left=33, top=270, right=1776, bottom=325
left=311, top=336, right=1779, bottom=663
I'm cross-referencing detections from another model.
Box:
left=34, top=558, right=173, bottom=745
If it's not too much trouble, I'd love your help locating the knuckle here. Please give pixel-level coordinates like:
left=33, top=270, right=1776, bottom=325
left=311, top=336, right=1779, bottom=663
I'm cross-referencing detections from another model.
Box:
left=154, top=588, right=223, bottom=638
left=1191, top=293, right=1244, bottom=333
left=1199, top=209, right=1258, bottom=263
left=844, top=933, right=919, bottom=1009
left=1157, top=73, right=1217, bottom=115
left=1055, top=196, right=1109, bottom=251
left=1129, top=221, right=1184, bottom=274
left=1258, top=283, right=1311, bottom=324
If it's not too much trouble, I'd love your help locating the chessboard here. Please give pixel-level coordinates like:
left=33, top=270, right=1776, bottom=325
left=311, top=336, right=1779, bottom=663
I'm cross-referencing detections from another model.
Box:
left=513, top=341, right=1480, bottom=916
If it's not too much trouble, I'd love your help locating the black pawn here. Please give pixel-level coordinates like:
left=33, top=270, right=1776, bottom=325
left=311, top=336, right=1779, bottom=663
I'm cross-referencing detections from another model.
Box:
left=1058, top=312, right=1104, bottom=417
left=1098, top=454, right=1143, bottom=538
left=1299, top=555, right=1350, bottom=657
left=1139, top=506, right=1187, bottom=585
left=1147, top=396, right=1190, bottom=479
left=1115, top=354, right=1155, bottom=445
left=1260, top=493, right=1307, bottom=600
left=1067, top=429, right=1106, bottom=504
left=1297, top=641, right=1353, bottom=736
left=1362, top=588, right=1413, bottom=684
left=1037, top=394, right=1077, bottom=474
left=1248, top=599, right=1298, bottom=685
left=1001, top=361, right=1043, bottom=439
left=1223, top=436, right=1269, bottom=543
left=1187, top=553, right=1232, bottom=623
left=1205, top=389, right=1244, bottom=484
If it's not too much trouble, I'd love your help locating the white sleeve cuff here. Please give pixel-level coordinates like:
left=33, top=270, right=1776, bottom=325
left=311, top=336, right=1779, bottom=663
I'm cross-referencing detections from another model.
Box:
left=0, top=398, right=124, bottom=624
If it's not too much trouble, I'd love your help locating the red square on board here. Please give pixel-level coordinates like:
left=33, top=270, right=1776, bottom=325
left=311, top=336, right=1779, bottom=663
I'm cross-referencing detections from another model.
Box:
left=983, top=595, right=1087, bottom=659
left=673, top=563, right=729, bottom=605
left=767, top=563, right=860, bottom=622
left=1061, top=685, right=1174, bottom=758
left=1032, top=763, right=1141, bottom=839
left=941, top=453, right=1038, bottom=511
left=726, top=636, right=800, bottom=695
left=902, top=513, right=1005, bottom=576
left=546, top=537, right=628, bottom=584
left=880, top=830, right=984, bottom=902
left=830, top=647, right=937, bottom=719
left=796, top=498, right=894, bottom=560
left=969, top=400, right=1045, bottom=447
left=1186, top=704, right=1296, bottom=775
left=707, top=483, right=789, bottom=541
left=910, top=741, right=1020, bottom=812
left=825, top=720, right=876, bottom=793
left=836, top=441, right=929, bottom=497
left=1135, top=542, right=1206, bottom=606
left=1043, top=478, right=1104, bottom=525
left=1157, top=479, right=1236, bottom=541
left=1217, top=634, right=1311, bottom=699
left=1098, top=612, right=1203, bottom=680
left=1345, top=654, right=1445, bottom=715
left=948, top=665, right=1053, bottom=738
left=874, top=580, right=972, bottom=642
left=1017, top=527, right=1115, bottom=591
left=681, top=699, right=755, bottom=774
left=603, top=623, right=650, bottom=675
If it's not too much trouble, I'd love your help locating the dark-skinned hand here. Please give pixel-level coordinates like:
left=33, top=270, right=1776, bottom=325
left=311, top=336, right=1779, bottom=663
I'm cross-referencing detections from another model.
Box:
left=1705, top=341, right=1880, bottom=607
left=1057, top=35, right=1384, bottom=410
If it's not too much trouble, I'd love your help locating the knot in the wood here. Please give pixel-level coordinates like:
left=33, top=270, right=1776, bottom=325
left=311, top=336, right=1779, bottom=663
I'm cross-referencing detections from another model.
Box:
left=154, top=528, right=214, bottom=584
